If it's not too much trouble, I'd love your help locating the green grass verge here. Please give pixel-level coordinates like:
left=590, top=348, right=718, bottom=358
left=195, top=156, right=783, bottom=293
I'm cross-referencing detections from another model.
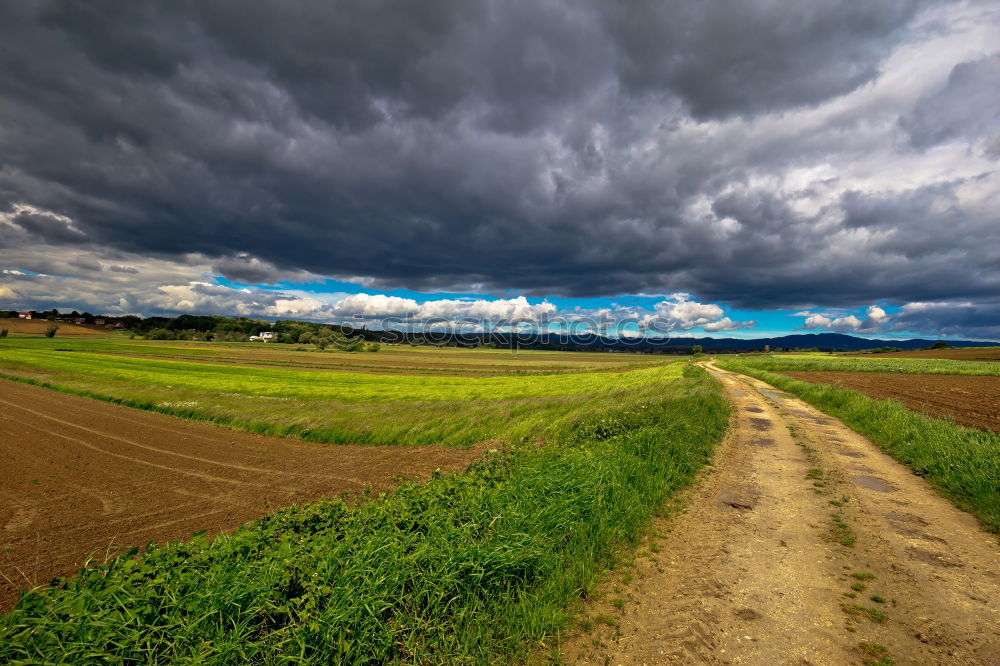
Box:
left=0, top=366, right=727, bottom=664
left=716, top=360, right=1000, bottom=533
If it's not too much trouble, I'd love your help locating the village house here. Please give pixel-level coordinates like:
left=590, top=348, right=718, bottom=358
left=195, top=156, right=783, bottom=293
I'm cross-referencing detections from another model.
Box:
left=249, top=331, right=276, bottom=342
left=18, top=311, right=31, bottom=319
left=94, top=318, right=105, bottom=326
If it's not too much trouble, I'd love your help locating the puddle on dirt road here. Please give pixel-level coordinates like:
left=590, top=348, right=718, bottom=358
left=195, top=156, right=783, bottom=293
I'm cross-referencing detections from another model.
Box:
left=885, top=512, right=929, bottom=527
left=853, top=475, right=896, bottom=492
left=894, top=525, right=948, bottom=543
left=758, top=388, right=787, bottom=401
left=906, top=545, right=963, bottom=568
left=836, top=450, right=864, bottom=458
left=748, top=417, right=772, bottom=431
left=750, top=437, right=775, bottom=447
left=731, top=389, right=745, bottom=396
left=745, top=406, right=765, bottom=413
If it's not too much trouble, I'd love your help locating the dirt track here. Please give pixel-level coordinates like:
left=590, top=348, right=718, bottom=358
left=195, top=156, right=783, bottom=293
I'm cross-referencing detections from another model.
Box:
left=781, top=370, right=1000, bottom=432
left=562, top=362, right=1000, bottom=664
left=0, top=380, right=481, bottom=612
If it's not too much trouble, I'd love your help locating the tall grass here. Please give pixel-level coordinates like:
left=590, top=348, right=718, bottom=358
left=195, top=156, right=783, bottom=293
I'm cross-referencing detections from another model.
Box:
left=717, top=359, right=1000, bottom=533
left=0, top=367, right=728, bottom=664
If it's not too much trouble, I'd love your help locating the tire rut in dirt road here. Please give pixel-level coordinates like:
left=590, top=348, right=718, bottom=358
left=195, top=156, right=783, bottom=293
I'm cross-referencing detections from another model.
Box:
left=560, top=363, right=1000, bottom=665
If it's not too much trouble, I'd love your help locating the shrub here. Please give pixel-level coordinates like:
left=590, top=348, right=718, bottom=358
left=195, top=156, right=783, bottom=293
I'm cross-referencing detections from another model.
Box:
left=44, top=324, right=59, bottom=338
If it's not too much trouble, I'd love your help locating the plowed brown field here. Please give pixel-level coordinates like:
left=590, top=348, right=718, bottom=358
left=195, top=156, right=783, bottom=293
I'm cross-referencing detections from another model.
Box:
left=1, top=319, right=106, bottom=336
left=844, top=347, right=1000, bottom=361
left=781, top=371, right=1000, bottom=431
left=0, top=380, right=481, bottom=612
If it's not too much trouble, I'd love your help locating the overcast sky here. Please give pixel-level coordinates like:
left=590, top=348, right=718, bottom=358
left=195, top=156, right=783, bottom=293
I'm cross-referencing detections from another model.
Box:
left=1, top=1, right=998, bottom=339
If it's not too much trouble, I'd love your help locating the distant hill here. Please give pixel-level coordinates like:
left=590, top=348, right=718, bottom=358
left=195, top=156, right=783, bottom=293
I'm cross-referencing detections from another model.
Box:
left=646, top=332, right=1000, bottom=352
left=352, top=330, right=1000, bottom=353
left=1, top=318, right=107, bottom=337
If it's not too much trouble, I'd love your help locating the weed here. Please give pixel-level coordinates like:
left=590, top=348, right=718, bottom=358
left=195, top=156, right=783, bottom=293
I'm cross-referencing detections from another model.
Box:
left=870, top=595, right=886, bottom=604
left=851, top=582, right=867, bottom=592
left=843, top=605, right=888, bottom=623
left=828, top=513, right=856, bottom=547
left=859, top=641, right=894, bottom=665
left=611, top=598, right=626, bottom=611
left=852, top=572, right=875, bottom=581
left=806, top=468, right=823, bottom=479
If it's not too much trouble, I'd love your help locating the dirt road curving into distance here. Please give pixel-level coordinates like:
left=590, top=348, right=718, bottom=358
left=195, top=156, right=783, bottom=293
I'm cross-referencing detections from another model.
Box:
left=562, top=361, right=1000, bottom=665
left=0, top=379, right=482, bottom=613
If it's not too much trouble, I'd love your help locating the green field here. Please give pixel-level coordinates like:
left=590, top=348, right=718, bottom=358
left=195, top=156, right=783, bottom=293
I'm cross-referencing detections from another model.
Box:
left=716, top=356, right=1000, bottom=533
left=0, top=338, right=687, bottom=447
left=0, top=338, right=727, bottom=663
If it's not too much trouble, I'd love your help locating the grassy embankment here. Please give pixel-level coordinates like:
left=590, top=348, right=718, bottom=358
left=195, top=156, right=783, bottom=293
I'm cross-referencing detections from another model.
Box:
left=0, top=341, right=727, bottom=663
left=716, top=356, right=1000, bottom=533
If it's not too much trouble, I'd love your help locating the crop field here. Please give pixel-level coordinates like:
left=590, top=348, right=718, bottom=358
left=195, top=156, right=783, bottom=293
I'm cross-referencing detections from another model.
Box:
left=0, top=338, right=683, bottom=448
left=752, top=353, right=1000, bottom=376
left=723, top=353, right=1000, bottom=431
left=0, top=318, right=106, bottom=336
left=779, top=371, right=1000, bottom=432
left=0, top=338, right=727, bottom=663
left=0, top=380, right=481, bottom=613
left=842, top=346, right=1000, bottom=362
left=716, top=355, right=1000, bottom=533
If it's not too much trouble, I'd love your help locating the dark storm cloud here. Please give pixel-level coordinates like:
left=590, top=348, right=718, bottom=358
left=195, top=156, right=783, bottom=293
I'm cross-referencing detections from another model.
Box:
left=901, top=53, right=1000, bottom=152
left=0, top=0, right=997, bottom=325
left=890, top=301, right=1000, bottom=340
left=212, top=253, right=286, bottom=285
left=602, top=0, right=926, bottom=119
left=9, top=209, right=85, bottom=243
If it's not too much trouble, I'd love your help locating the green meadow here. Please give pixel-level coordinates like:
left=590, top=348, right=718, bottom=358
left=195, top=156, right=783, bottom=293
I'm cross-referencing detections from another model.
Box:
left=0, top=337, right=727, bottom=663
left=0, top=337, right=686, bottom=447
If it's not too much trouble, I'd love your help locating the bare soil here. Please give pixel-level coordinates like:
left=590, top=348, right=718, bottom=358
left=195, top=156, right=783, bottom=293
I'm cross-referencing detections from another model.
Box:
left=1, top=319, right=106, bottom=336
left=781, top=371, right=1000, bottom=432
left=843, top=347, right=1000, bottom=362
left=0, top=380, right=482, bottom=612
left=559, top=362, right=1000, bottom=665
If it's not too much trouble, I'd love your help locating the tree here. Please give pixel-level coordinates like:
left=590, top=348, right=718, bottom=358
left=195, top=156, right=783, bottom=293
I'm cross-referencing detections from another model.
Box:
left=691, top=345, right=703, bottom=354
left=44, top=324, right=59, bottom=338
left=929, top=341, right=951, bottom=349
left=0, top=328, right=8, bottom=338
